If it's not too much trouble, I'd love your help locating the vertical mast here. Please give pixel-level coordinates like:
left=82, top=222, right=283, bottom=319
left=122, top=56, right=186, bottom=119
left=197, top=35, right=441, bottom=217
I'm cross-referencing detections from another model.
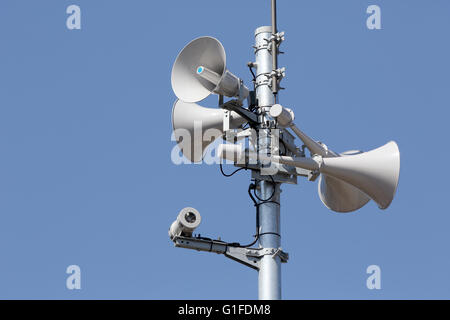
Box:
left=254, top=0, right=282, bottom=300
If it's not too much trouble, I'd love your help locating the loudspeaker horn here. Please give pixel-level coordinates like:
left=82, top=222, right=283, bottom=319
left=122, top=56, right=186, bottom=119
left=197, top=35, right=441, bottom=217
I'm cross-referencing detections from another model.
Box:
left=217, top=141, right=400, bottom=210
left=172, top=100, right=246, bottom=163
left=319, top=142, right=400, bottom=210
left=171, top=36, right=249, bottom=103
left=318, top=150, right=370, bottom=213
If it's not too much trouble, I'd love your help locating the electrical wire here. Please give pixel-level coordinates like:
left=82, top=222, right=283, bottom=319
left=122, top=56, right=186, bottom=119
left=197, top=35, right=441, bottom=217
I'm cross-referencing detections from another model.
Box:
left=252, top=176, right=277, bottom=203
left=195, top=183, right=260, bottom=249
left=217, top=145, right=279, bottom=247
left=248, top=65, right=257, bottom=84
left=219, top=163, right=247, bottom=178
left=227, top=183, right=260, bottom=248
left=216, top=135, right=280, bottom=248
left=227, top=180, right=280, bottom=248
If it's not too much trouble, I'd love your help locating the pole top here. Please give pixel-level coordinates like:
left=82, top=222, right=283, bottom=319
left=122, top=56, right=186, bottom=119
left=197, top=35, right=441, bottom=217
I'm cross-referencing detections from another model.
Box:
left=255, top=26, right=272, bottom=36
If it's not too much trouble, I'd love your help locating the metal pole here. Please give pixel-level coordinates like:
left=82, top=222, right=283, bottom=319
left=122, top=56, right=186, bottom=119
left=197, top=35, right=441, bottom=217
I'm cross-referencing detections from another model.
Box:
left=254, top=19, right=282, bottom=299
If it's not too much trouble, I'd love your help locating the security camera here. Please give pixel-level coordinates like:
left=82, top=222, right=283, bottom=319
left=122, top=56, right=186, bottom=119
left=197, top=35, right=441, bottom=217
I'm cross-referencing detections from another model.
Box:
left=169, top=207, right=202, bottom=240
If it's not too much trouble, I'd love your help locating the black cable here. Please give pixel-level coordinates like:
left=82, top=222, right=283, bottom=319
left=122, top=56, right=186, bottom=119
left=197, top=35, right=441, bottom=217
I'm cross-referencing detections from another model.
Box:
left=195, top=183, right=260, bottom=249
left=195, top=235, right=241, bottom=250
left=258, top=232, right=281, bottom=237
left=227, top=183, right=260, bottom=248
left=228, top=182, right=280, bottom=248
left=217, top=163, right=260, bottom=247
left=205, top=181, right=281, bottom=249
left=252, top=176, right=276, bottom=202
left=217, top=155, right=280, bottom=248
left=256, top=200, right=280, bottom=206
left=247, top=64, right=259, bottom=122
left=219, top=163, right=247, bottom=178
left=248, top=65, right=256, bottom=83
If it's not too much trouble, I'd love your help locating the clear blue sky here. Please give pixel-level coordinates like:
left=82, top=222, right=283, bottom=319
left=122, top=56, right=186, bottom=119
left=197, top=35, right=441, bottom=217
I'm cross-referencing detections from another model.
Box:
left=0, top=0, right=449, bottom=299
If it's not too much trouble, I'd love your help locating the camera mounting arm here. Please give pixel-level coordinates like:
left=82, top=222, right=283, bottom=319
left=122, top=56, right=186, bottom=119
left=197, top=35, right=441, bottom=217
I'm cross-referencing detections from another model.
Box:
left=171, top=235, right=288, bottom=271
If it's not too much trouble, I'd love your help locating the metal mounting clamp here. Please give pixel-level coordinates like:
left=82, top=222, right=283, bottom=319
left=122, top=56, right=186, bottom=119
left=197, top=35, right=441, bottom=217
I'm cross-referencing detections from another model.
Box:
left=220, top=99, right=259, bottom=125
left=264, top=67, right=286, bottom=89
left=268, top=67, right=286, bottom=81
left=266, top=31, right=285, bottom=52
left=172, top=236, right=289, bottom=271
left=246, top=248, right=289, bottom=264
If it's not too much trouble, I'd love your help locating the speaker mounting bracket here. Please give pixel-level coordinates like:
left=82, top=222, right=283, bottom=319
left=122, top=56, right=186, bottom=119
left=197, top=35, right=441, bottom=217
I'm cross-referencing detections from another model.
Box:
left=223, top=110, right=231, bottom=133
left=265, top=67, right=286, bottom=90
left=252, top=169, right=297, bottom=185
left=307, top=170, right=320, bottom=182
left=265, top=31, right=285, bottom=53
left=220, top=99, right=259, bottom=125
left=224, top=128, right=254, bottom=144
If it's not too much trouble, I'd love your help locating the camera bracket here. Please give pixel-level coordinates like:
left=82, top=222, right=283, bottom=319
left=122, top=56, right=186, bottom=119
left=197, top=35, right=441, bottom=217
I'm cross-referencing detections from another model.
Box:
left=172, top=236, right=288, bottom=271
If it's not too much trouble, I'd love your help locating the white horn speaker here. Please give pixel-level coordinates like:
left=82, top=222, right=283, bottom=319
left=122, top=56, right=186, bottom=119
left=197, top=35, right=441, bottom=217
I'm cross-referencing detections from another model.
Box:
left=217, top=141, right=400, bottom=210
left=319, top=141, right=400, bottom=210
left=318, top=151, right=370, bottom=213
left=171, top=36, right=249, bottom=103
left=172, top=100, right=246, bottom=163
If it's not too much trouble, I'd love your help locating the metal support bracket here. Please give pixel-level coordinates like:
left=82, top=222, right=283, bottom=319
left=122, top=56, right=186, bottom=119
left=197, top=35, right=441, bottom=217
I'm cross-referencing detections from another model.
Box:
left=246, top=248, right=289, bottom=263
left=220, top=99, right=259, bottom=125
left=238, top=79, right=247, bottom=102
left=172, top=236, right=288, bottom=271
left=266, top=31, right=285, bottom=53
left=275, top=129, right=303, bottom=157
left=223, top=110, right=231, bottom=133
left=225, top=247, right=261, bottom=270
left=265, top=67, right=286, bottom=90
left=252, top=167, right=297, bottom=185
left=308, top=170, right=320, bottom=182
left=224, top=128, right=254, bottom=143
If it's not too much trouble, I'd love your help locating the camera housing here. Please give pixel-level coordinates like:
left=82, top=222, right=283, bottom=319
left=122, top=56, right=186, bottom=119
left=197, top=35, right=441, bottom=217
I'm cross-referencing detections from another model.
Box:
left=169, top=207, right=202, bottom=240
